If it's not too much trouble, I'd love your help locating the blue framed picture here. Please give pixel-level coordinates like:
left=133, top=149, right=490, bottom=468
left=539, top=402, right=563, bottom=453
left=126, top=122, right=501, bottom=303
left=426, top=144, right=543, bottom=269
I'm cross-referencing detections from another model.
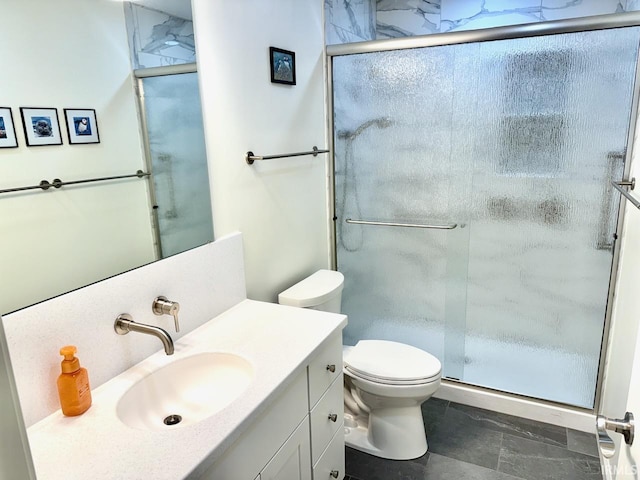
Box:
left=64, top=108, right=100, bottom=144
left=20, top=107, right=63, bottom=147
left=0, top=107, right=18, bottom=148
left=270, top=47, right=296, bottom=86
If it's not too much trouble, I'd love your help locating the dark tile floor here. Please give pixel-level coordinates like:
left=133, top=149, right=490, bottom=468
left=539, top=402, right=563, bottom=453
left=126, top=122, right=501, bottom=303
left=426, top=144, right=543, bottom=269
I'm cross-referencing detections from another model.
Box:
left=344, top=398, right=602, bottom=480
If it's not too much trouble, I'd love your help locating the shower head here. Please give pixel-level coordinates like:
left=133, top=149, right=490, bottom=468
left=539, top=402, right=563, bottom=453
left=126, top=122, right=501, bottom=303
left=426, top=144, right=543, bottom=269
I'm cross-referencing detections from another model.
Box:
left=337, top=117, right=393, bottom=140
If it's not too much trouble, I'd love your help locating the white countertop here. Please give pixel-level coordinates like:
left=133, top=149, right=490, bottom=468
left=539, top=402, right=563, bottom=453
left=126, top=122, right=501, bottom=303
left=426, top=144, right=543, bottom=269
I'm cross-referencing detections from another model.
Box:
left=27, top=300, right=347, bottom=480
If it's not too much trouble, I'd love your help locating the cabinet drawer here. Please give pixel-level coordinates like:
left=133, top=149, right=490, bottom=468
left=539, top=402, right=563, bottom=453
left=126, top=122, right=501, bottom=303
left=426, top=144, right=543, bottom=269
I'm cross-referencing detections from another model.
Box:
left=310, top=374, right=344, bottom=465
left=308, top=333, right=342, bottom=408
left=313, top=427, right=345, bottom=480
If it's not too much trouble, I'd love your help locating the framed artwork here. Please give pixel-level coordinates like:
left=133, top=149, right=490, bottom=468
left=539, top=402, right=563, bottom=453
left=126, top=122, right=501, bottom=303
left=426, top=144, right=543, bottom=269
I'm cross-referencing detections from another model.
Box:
left=20, top=107, right=63, bottom=146
left=64, top=108, right=100, bottom=144
left=0, top=107, right=18, bottom=148
left=270, top=47, right=296, bottom=85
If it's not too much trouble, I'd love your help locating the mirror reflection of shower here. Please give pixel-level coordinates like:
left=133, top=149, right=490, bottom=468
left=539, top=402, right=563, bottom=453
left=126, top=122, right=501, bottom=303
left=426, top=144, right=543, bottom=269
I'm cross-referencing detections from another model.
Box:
left=336, top=117, right=393, bottom=252
left=140, top=72, right=213, bottom=259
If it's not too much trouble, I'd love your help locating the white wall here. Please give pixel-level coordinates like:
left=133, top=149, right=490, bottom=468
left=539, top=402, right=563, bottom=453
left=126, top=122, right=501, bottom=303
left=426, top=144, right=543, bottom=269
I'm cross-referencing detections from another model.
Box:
left=0, top=1, right=155, bottom=315
left=599, top=111, right=640, bottom=477
left=192, top=0, right=330, bottom=302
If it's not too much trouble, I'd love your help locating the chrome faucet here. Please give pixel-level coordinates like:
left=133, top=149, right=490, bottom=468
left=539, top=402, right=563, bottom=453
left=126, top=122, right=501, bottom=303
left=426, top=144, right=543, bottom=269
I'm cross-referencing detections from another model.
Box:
left=152, top=296, right=180, bottom=332
left=114, top=313, right=174, bottom=355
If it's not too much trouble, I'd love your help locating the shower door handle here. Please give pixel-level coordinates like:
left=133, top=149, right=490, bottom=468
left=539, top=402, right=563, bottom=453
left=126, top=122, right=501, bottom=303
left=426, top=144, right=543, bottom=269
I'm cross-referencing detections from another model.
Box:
left=596, top=412, right=634, bottom=458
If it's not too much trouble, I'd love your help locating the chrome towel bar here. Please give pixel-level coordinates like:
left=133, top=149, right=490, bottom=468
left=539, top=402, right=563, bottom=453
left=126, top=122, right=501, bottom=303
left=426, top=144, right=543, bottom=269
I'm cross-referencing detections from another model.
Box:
left=345, top=218, right=458, bottom=230
left=612, top=178, right=640, bottom=209
left=245, top=146, right=329, bottom=165
left=0, top=170, right=150, bottom=195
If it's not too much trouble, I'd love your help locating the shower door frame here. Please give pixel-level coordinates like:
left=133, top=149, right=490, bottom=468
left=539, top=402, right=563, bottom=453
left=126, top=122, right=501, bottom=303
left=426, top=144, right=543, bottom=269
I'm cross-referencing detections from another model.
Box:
left=326, top=12, right=640, bottom=413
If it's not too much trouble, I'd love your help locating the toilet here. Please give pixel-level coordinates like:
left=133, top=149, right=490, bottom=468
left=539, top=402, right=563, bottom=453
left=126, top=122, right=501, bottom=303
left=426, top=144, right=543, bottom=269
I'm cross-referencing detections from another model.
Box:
left=278, top=269, right=441, bottom=461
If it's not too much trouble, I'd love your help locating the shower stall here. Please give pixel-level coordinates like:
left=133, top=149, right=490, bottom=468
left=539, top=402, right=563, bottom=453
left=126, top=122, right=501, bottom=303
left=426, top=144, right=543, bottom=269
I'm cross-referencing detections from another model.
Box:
left=329, top=17, right=640, bottom=410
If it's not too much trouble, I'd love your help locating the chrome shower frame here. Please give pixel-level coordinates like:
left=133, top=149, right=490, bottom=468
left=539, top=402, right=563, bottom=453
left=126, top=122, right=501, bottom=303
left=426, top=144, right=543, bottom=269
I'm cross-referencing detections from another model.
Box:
left=325, top=11, right=640, bottom=414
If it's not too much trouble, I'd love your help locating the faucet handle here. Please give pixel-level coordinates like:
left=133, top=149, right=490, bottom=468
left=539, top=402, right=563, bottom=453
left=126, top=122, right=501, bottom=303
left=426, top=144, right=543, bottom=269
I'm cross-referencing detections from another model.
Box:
left=152, top=296, right=180, bottom=332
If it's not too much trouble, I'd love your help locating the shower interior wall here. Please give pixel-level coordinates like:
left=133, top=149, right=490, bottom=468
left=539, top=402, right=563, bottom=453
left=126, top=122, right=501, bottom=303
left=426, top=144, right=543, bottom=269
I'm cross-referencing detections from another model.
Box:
left=325, top=0, right=640, bottom=45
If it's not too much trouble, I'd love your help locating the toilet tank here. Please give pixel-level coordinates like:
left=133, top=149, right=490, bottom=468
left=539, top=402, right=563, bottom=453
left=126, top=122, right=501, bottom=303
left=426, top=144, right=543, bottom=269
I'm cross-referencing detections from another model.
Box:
left=278, top=270, right=344, bottom=313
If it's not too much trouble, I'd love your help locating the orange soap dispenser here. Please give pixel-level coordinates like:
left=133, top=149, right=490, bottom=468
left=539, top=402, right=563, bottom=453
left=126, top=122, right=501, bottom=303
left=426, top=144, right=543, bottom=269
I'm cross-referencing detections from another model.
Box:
left=57, top=345, right=92, bottom=416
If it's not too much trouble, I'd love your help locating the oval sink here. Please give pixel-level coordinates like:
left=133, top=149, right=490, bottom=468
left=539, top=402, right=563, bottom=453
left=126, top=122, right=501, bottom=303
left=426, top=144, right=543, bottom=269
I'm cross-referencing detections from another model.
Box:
left=116, top=352, right=253, bottom=430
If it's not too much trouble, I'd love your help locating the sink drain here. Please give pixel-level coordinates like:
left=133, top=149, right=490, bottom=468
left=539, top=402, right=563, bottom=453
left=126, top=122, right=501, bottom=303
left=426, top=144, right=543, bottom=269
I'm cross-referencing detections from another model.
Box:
left=163, top=414, right=182, bottom=426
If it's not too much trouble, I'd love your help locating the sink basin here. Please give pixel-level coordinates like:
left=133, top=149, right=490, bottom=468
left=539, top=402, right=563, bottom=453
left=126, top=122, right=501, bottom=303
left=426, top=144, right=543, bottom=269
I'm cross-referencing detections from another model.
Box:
left=116, top=352, right=253, bottom=430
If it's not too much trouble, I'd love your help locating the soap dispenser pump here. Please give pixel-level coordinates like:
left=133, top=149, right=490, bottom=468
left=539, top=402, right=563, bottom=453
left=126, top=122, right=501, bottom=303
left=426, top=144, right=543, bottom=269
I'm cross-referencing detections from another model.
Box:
left=57, top=345, right=92, bottom=416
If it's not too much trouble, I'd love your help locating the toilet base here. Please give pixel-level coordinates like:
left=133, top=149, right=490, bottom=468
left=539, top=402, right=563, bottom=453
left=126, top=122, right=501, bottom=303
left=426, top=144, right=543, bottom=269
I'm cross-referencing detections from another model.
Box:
left=343, top=407, right=429, bottom=460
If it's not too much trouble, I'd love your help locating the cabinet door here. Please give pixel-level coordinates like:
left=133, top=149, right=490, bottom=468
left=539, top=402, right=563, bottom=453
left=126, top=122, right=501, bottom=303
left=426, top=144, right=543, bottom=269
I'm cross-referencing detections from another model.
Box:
left=199, top=372, right=308, bottom=480
left=261, top=419, right=312, bottom=480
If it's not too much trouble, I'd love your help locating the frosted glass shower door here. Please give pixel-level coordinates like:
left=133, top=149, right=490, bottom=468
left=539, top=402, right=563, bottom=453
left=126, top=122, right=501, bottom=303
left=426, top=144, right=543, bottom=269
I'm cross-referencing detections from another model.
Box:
left=333, top=46, right=469, bottom=373
left=333, top=27, right=640, bottom=408
left=141, top=73, right=213, bottom=258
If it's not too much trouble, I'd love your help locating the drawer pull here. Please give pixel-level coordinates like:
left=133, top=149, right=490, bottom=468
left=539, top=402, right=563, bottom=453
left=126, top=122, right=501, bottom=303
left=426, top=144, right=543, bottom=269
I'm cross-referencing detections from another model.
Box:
left=330, top=470, right=340, bottom=478
left=326, top=364, right=336, bottom=373
left=328, top=413, right=338, bottom=422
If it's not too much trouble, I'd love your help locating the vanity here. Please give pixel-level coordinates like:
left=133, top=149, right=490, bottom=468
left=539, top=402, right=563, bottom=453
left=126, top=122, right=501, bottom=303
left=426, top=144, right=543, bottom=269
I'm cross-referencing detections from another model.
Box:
left=25, top=300, right=346, bottom=479
left=2, top=234, right=347, bottom=479
left=200, top=319, right=345, bottom=480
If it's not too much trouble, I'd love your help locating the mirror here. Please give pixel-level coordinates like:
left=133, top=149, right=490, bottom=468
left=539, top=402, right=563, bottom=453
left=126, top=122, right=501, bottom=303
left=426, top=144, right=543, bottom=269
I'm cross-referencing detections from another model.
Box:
left=0, top=0, right=213, bottom=316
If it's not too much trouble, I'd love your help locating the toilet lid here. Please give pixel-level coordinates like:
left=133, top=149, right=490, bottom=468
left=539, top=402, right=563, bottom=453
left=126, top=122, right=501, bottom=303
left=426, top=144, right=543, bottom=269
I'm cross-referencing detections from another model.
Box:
left=278, top=270, right=344, bottom=308
left=343, top=340, right=441, bottom=383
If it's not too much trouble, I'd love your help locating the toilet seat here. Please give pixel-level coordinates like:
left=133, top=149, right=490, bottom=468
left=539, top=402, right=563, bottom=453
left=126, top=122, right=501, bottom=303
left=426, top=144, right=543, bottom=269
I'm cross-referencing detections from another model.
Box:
left=343, top=340, right=442, bottom=385
left=345, top=367, right=439, bottom=386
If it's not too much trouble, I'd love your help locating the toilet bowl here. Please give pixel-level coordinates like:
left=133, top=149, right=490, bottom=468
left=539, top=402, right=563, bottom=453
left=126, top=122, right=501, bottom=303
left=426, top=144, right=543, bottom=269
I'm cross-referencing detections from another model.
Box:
left=278, top=270, right=441, bottom=460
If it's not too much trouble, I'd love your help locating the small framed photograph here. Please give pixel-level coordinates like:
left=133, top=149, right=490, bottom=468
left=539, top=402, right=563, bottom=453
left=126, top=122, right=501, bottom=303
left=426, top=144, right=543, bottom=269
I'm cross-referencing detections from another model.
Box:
left=0, top=107, right=18, bottom=148
left=20, top=107, right=63, bottom=147
left=64, top=108, right=100, bottom=144
left=270, top=47, right=296, bottom=85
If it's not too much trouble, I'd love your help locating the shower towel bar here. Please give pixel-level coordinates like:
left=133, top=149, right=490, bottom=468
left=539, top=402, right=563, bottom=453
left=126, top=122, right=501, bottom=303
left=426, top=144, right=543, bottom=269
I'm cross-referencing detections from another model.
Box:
left=0, top=170, right=150, bottom=195
left=345, top=218, right=458, bottom=230
left=245, top=146, right=329, bottom=165
left=612, top=178, right=640, bottom=209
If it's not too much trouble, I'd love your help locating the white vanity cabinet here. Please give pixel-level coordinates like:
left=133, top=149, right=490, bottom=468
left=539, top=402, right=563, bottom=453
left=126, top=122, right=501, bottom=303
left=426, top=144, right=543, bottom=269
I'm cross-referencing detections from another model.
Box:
left=199, top=332, right=345, bottom=480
